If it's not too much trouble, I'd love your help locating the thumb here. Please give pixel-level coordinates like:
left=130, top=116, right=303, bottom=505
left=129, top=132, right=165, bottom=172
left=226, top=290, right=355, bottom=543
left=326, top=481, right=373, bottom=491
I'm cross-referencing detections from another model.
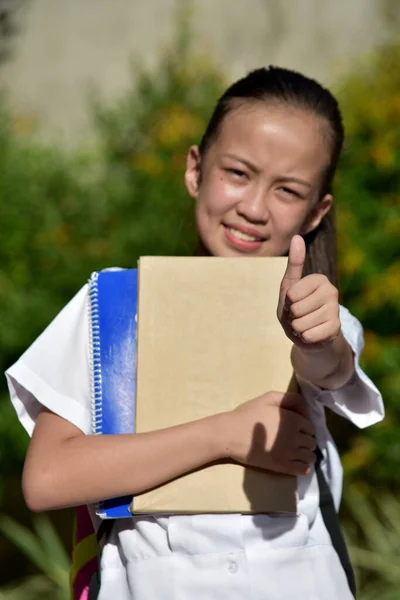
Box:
left=276, top=392, right=309, bottom=419
left=278, top=236, right=306, bottom=311
left=282, top=235, right=306, bottom=289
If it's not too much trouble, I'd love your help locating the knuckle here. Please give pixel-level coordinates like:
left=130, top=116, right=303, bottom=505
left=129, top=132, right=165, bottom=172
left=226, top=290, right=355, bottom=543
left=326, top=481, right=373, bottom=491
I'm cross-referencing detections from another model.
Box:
left=301, top=329, right=314, bottom=343
left=318, top=274, right=329, bottom=285
left=311, top=274, right=326, bottom=287
left=290, top=303, right=302, bottom=318
left=266, top=391, right=282, bottom=403
left=325, top=282, right=338, bottom=298
left=285, top=287, right=296, bottom=303
left=291, top=319, right=303, bottom=333
left=321, top=304, right=331, bottom=318
left=292, top=463, right=308, bottom=476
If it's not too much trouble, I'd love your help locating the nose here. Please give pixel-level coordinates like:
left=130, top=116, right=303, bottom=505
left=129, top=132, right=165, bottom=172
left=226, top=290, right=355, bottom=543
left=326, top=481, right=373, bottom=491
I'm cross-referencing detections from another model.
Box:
left=236, top=187, right=269, bottom=224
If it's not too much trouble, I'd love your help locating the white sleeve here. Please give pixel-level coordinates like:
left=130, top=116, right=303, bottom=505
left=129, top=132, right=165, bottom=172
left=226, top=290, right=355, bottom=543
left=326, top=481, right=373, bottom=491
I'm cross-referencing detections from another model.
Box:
left=5, top=284, right=92, bottom=436
left=298, top=305, right=384, bottom=429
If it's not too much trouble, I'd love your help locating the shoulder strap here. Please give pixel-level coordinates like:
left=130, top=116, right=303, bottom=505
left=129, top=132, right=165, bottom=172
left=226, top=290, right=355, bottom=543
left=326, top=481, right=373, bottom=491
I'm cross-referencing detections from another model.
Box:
left=71, top=505, right=97, bottom=600
left=315, top=447, right=356, bottom=597
left=87, top=520, right=115, bottom=600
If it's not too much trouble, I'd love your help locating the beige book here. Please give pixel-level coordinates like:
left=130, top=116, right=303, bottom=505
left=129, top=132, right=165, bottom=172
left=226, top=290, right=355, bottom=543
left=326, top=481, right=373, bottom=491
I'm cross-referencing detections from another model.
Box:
left=131, top=256, right=297, bottom=514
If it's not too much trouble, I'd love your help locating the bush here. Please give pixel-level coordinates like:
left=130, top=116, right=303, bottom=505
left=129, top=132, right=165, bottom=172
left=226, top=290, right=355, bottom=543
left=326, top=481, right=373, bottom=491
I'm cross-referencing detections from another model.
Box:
left=0, top=16, right=225, bottom=492
left=335, top=43, right=400, bottom=486
left=0, top=17, right=398, bottom=597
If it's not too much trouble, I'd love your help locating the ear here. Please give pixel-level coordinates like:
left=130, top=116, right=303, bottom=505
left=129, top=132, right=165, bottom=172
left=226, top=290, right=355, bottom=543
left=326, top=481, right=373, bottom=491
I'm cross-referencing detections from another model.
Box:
left=302, top=194, right=333, bottom=234
left=184, top=145, right=201, bottom=199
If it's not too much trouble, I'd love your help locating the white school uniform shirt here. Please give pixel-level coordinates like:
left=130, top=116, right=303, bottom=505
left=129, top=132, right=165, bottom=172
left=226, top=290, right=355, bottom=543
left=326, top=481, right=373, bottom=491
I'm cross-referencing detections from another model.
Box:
left=6, top=283, right=383, bottom=600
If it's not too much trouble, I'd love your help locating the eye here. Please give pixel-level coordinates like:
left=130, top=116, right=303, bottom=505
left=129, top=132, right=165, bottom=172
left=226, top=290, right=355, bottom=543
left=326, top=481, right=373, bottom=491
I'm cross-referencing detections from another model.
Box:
left=225, top=167, right=248, bottom=180
left=278, top=186, right=304, bottom=200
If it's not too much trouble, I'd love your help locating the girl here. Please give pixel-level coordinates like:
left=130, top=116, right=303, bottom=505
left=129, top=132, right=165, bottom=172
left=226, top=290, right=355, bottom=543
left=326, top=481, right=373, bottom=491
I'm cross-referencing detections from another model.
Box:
left=6, top=67, right=383, bottom=600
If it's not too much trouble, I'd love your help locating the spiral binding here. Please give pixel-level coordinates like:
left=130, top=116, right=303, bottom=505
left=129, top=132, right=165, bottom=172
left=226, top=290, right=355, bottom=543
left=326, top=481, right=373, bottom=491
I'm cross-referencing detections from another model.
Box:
left=88, top=271, right=103, bottom=435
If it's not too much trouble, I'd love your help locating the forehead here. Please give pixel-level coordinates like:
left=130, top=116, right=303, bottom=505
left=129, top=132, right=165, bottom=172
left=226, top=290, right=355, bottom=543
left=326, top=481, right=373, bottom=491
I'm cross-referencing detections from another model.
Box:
left=209, top=102, right=331, bottom=177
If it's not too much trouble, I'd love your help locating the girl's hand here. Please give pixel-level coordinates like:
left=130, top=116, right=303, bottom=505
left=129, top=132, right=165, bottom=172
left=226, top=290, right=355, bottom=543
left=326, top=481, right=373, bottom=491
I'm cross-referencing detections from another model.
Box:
left=222, top=391, right=316, bottom=476
left=277, top=235, right=341, bottom=351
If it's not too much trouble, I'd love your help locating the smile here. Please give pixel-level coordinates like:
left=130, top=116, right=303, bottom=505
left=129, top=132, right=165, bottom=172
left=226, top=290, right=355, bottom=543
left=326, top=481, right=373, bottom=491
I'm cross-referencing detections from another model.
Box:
left=226, top=227, right=263, bottom=242
left=223, top=225, right=266, bottom=252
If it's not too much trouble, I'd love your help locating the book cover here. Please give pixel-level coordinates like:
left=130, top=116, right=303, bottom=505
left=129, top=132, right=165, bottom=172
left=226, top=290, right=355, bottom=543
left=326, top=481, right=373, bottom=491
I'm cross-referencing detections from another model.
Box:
left=88, top=268, right=138, bottom=519
left=132, top=257, right=297, bottom=514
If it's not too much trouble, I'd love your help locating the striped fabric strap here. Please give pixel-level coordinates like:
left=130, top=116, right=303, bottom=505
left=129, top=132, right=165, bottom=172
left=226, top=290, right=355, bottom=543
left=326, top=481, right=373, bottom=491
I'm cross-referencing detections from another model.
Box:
left=71, top=506, right=97, bottom=600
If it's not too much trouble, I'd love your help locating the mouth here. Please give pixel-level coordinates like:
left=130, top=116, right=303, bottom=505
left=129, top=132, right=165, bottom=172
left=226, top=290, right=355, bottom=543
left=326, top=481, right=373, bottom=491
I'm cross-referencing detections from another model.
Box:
left=223, top=224, right=266, bottom=252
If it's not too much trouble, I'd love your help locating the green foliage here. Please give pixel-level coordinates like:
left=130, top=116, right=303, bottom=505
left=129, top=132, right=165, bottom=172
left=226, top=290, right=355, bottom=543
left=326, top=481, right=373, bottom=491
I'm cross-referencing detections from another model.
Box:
left=344, top=485, right=400, bottom=599
left=335, top=44, right=400, bottom=484
left=0, top=22, right=225, bottom=590
left=0, top=515, right=70, bottom=599
left=0, top=13, right=399, bottom=596
left=0, top=25, right=225, bottom=475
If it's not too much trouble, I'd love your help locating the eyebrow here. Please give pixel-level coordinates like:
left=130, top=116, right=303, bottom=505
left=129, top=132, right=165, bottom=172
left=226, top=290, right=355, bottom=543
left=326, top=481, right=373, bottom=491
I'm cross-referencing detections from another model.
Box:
left=222, top=154, right=312, bottom=188
left=277, top=177, right=312, bottom=188
left=221, top=153, right=260, bottom=174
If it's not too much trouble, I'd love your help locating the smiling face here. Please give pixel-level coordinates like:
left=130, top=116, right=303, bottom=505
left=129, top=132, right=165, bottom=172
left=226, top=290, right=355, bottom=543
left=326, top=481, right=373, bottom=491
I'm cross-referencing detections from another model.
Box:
left=185, top=101, right=334, bottom=258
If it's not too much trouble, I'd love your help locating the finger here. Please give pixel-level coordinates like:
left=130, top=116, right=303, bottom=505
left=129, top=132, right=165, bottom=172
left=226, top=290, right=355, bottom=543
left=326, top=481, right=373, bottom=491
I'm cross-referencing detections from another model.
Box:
left=297, top=433, right=317, bottom=451
left=300, top=321, right=340, bottom=345
left=297, top=416, right=315, bottom=437
left=287, top=461, right=312, bottom=476
left=286, top=274, right=334, bottom=305
left=290, top=292, right=326, bottom=319
left=280, top=235, right=306, bottom=295
left=292, top=448, right=317, bottom=465
left=291, top=306, right=329, bottom=335
left=277, top=392, right=309, bottom=419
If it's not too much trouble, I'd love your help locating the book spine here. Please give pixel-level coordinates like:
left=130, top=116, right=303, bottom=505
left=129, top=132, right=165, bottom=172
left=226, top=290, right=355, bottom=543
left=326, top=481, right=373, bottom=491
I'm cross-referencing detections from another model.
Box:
left=88, top=272, right=103, bottom=435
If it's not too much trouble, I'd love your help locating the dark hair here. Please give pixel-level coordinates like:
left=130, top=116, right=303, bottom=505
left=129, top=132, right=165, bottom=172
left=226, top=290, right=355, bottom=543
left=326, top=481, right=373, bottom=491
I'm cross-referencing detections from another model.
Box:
left=197, top=66, right=344, bottom=286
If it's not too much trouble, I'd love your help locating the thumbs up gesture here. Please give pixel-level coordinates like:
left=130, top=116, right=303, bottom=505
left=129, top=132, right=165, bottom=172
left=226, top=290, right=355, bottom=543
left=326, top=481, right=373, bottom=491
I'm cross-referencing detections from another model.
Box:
left=277, top=236, right=341, bottom=350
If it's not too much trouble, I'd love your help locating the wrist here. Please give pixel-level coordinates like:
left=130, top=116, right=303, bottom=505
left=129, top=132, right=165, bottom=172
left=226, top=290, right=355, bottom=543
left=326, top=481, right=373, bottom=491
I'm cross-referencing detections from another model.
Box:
left=291, top=331, right=355, bottom=389
left=292, top=330, right=347, bottom=362
left=200, top=412, right=232, bottom=461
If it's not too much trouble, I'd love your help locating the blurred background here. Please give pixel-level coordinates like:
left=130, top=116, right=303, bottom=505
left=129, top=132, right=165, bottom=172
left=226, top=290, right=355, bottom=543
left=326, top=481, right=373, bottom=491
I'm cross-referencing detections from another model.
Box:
left=0, top=0, right=399, bottom=598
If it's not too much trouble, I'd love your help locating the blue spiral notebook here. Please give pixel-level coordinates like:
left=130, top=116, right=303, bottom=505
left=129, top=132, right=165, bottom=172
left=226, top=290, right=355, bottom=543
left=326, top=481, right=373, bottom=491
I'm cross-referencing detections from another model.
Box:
left=88, top=258, right=297, bottom=517
left=88, top=268, right=137, bottom=519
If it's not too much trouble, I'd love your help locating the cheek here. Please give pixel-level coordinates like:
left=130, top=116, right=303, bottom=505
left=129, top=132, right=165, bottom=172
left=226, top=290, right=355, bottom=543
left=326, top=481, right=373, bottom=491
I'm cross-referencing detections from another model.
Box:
left=271, top=202, right=310, bottom=235
left=197, top=175, right=242, bottom=217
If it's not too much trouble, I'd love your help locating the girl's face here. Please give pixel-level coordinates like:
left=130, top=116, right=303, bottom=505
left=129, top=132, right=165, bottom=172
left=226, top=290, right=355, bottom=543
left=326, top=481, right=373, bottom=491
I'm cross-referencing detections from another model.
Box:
left=185, top=102, right=333, bottom=258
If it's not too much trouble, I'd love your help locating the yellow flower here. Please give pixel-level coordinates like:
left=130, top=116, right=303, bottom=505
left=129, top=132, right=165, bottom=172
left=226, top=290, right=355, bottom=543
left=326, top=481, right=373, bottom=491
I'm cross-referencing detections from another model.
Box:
left=339, top=246, right=365, bottom=275
left=383, top=214, right=400, bottom=234
left=12, top=113, right=37, bottom=135
left=152, top=105, right=204, bottom=149
left=363, top=262, right=400, bottom=308
left=388, top=95, right=400, bottom=118
left=134, top=153, right=165, bottom=176
left=343, top=437, right=373, bottom=473
left=363, top=330, right=382, bottom=362
left=370, top=142, right=395, bottom=169
left=36, top=225, right=70, bottom=247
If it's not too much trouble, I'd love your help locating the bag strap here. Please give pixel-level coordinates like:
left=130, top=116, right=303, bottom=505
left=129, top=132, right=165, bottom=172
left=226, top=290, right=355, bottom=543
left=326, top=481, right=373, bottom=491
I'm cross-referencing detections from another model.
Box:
left=88, top=520, right=115, bottom=600
left=315, top=447, right=356, bottom=597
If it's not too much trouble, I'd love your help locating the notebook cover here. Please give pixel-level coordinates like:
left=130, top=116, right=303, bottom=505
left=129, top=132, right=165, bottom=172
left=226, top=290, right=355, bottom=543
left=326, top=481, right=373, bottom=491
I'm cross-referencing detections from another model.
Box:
left=132, top=257, right=297, bottom=514
left=89, top=268, right=138, bottom=519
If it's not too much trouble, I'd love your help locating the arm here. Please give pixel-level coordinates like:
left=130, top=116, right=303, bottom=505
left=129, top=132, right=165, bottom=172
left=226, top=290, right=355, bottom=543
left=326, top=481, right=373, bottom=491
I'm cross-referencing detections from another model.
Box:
left=9, top=280, right=314, bottom=513
left=23, top=391, right=315, bottom=512
left=23, top=408, right=225, bottom=511
left=297, top=305, right=384, bottom=428
left=290, top=331, right=354, bottom=390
